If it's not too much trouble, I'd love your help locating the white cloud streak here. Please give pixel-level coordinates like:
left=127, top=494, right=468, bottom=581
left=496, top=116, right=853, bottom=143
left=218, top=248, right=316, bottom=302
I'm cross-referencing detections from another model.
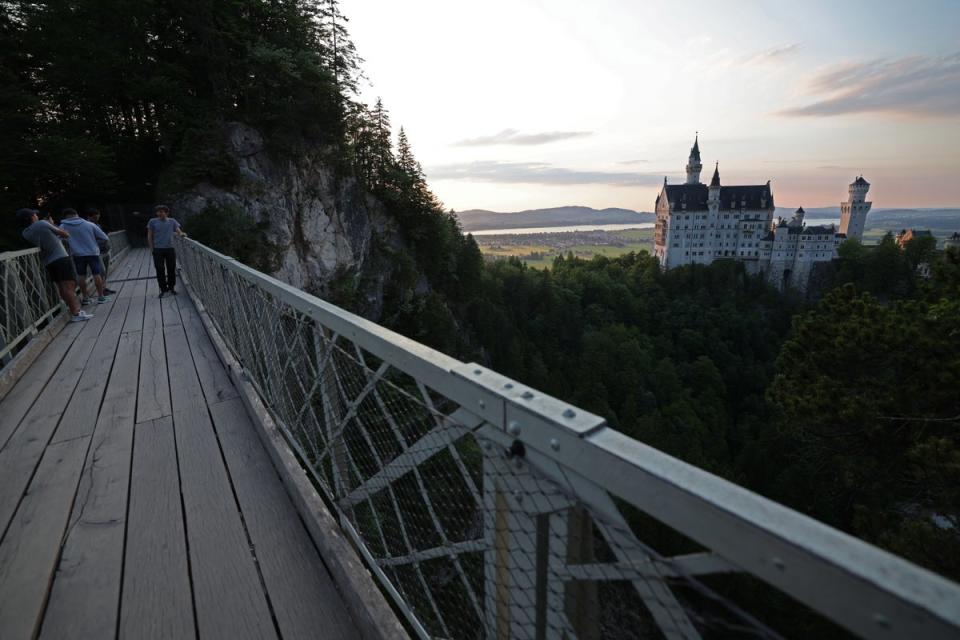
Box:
left=780, top=52, right=960, bottom=118
left=427, top=160, right=663, bottom=186
left=453, top=129, right=593, bottom=147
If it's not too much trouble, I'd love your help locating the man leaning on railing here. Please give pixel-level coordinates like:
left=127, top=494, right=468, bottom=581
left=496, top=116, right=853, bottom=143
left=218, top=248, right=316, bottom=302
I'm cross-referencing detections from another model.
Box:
left=16, top=208, right=93, bottom=322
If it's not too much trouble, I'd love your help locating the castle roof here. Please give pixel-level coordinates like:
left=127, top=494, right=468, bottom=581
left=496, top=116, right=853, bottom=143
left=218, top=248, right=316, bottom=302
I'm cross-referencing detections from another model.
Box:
left=663, top=182, right=773, bottom=212
left=851, top=175, right=870, bottom=187
left=690, top=135, right=701, bottom=161
left=801, top=225, right=836, bottom=236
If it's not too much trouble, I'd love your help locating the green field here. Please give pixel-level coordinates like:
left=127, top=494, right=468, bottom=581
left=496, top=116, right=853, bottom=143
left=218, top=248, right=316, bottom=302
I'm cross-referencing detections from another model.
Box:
left=480, top=228, right=655, bottom=269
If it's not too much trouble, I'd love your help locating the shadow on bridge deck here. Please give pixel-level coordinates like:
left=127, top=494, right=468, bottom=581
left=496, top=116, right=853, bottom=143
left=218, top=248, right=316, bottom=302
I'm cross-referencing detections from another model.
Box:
left=0, top=249, right=360, bottom=639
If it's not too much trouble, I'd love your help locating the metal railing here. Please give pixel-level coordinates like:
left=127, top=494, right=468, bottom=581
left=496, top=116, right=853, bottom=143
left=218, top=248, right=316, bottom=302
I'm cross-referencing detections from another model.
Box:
left=0, top=230, right=130, bottom=366
left=108, top=229, right=130, bottom=265
left=0, top=248, right=62, bottom=364
left=178, top=237, right=960, bottom=640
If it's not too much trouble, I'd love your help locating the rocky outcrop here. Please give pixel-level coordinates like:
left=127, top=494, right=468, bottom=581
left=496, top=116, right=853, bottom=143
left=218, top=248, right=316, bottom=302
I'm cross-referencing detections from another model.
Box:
left=170, top=123, right=398, bottom=315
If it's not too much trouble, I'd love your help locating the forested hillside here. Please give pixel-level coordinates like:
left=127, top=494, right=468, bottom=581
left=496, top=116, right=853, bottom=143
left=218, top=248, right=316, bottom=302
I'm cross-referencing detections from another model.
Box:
left=451, top=237, right=959, bottom=582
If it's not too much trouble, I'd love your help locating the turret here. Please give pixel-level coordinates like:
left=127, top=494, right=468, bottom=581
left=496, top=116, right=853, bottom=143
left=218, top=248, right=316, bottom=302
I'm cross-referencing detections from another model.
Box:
left=708, top=162, right=720, bottom=203
left=839, top=176, right=872, bottom=241
left=686, top=134, right=703, bottom=184
left=789, top=206, right=805, bottom=227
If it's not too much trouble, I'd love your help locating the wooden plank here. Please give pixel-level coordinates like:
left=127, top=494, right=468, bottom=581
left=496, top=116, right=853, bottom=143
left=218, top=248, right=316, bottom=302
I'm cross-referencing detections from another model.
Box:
left=167, top=307, right=275, bottom=636
left=176, top=297, right=239, bottom=405
left=0, top=322, right=83, bottom=451
left=0, top=437, right=90, bottom=640
left=210, top=398, right=360, bottom=639
left=136, top=328, right=170, bottom=423
left=142, top=279, right=163, bottom=331
left=0, top=335, right=98, bottom=538
left=120, top=417, right=195, bottom=640
left=40, top=331, right=141, bottom=640
left=161, top=293, right=181, bottom=326
left=171, top=404, right=277, bottom=639
left=50, top=296, right=131, bottom=444
left=164, top=325, right=206, bottom=412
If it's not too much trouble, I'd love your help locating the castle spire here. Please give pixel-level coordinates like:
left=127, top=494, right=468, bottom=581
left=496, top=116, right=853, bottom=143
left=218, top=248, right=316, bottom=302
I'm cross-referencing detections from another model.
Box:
left=685, top=133, right=703, bottom=184
left=710, top=162, right=720, bottom=187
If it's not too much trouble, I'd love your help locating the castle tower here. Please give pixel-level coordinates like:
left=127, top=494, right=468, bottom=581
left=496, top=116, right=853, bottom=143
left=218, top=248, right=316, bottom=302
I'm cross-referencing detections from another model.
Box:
left=686, top=134, right=703, bottom=184
left=839, top=176, right=871, bottom=241
left=708, top=162, right=720, bottom=203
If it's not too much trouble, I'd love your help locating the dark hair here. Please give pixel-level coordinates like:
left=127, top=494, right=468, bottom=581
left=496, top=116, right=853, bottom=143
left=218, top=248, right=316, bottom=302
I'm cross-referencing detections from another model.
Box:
left=154, top=204, right=170, bottom=214
left=62, top=207, right=78, bottom=217
left=16, top=208, right=39, bottom=226
left=83, top=207, right=100, bottom=218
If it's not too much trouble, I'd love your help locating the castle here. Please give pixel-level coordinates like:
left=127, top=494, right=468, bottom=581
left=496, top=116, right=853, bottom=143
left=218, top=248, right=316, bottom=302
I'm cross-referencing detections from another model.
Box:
left=653, top=136, right=871, bottom=289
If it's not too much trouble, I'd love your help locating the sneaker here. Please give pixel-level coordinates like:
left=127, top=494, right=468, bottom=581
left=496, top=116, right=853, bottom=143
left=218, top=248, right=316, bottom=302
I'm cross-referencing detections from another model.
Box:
left=170, top=288, right=178, bottom=295
left=97, top=296, right=111, bottom=304
left=104, top=287, right=117, bottom=294
left=70, top=311, right=94, bottom=322
left=80, top=298, right=93, bottom=306
left=158, top=290, right=166, bottom=299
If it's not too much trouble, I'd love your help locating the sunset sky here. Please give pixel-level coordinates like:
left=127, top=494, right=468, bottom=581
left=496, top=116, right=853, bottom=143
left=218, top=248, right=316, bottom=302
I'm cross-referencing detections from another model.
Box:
left=342, top=0, right=960, bottom=212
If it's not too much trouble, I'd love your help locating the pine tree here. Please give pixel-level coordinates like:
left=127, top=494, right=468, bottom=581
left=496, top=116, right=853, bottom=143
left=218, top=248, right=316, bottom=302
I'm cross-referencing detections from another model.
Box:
left=369, top=98, right=394, bottom=188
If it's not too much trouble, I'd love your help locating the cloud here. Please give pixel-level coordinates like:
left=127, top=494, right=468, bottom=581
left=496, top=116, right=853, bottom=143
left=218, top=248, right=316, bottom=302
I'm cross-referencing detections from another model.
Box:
left=453, top=129, right=593, bottom=147
left=779, top=52, right=960, bottom=118
left=739, top=43, right=802, bottom=66
left=618, top=159, right=649, bottom=165
left=426, top=160, right=664, bottom=187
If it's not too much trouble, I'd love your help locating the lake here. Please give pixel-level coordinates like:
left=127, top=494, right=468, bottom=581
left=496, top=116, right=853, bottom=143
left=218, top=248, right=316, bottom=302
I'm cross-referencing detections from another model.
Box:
left=468, top=218, right=842, bottom=236
left=470, top=223, right=654, bottom=236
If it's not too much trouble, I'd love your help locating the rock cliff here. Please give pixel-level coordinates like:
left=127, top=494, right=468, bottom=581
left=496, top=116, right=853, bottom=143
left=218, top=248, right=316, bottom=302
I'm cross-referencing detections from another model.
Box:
left=170, top=123, right=398, bottom=315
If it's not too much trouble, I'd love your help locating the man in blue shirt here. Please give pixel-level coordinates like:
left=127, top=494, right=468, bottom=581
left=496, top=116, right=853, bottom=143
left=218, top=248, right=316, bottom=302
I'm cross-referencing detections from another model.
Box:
left=59, top=208, right=111, bottom=304
left=146, top=204, right=186, bottom=298
left=18, top=208, right=93, bottom=322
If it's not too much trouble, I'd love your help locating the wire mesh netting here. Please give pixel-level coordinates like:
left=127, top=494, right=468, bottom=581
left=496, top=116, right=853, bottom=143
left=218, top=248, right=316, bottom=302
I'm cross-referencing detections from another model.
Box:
left=178, top=240, right=865, bottom=640
left=0, top=250, right=62, bottom=362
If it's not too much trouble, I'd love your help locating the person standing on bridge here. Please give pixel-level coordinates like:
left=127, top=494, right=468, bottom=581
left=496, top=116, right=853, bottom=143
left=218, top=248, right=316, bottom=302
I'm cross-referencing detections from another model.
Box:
left=147, top=204, right=187, bottom=298
left=17, top=209, right=93, bottom=322
left=59, top=208, right=111, bottom=304
left=83, top=207, right=116, bottom=294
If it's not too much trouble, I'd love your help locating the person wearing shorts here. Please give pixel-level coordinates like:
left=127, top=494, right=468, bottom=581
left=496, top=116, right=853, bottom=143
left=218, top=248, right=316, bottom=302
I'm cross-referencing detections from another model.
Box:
left=84, top=208, right=116, bottom=294
left=17, top=208, right=92, bottom=322
left=59, top=208, right=111, bottom=304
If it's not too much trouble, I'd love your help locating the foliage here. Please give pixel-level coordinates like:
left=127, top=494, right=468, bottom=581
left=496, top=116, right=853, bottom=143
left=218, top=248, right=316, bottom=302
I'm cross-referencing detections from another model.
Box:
left=769, top=285, right=960, bottom=578
left=0, top=0, right=362, bottom=248
left=185, top=202, right=282, bottom=274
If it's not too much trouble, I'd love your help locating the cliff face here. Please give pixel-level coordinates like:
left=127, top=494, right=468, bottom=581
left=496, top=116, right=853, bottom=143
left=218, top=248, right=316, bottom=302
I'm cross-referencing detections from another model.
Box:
left=170, top=123, right=398, bottom=315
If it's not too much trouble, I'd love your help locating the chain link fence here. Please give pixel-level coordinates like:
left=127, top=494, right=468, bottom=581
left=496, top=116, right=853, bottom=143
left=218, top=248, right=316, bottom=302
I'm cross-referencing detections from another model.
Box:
left=178, top=237, right=960, bottom=640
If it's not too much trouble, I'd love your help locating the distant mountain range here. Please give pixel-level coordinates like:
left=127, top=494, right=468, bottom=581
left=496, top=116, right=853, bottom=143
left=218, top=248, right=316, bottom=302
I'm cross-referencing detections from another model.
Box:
left=455, top=205, right=960, bottom=232
left=456, top=206, right=655, bottom=231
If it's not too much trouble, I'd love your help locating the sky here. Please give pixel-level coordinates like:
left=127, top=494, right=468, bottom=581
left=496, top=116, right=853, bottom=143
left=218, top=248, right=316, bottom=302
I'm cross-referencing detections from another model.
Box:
left=341, top=0, right=960, bottom=212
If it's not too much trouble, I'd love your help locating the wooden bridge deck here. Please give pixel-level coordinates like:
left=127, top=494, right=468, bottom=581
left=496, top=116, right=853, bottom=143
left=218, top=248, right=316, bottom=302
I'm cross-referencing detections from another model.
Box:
left=0, top=249, right=360, bottom=639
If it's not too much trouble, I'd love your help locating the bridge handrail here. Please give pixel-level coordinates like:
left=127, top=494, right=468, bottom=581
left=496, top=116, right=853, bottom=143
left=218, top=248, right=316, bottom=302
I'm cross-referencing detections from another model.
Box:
left=0, top=247, right=62, bottom=364
left=1, top=230, right=130, bottom=366
left=177, top=236, right=960, bottom=640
